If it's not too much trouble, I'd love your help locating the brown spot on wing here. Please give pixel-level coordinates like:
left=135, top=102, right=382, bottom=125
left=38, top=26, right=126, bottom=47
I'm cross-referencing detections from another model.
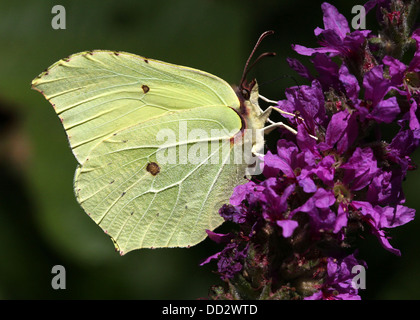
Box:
left=142, top=85, right=150, bottom=93
left=146, top=162, right=160, bottom=176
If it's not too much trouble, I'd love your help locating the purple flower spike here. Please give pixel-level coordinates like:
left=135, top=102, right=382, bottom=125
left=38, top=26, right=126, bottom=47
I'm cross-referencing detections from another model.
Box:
left=205, top=1, right=419, bottom=301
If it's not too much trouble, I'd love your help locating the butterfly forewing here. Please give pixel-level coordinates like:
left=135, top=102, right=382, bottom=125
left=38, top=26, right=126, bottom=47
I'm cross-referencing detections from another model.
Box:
left=32, top=50, right=241, bottom=164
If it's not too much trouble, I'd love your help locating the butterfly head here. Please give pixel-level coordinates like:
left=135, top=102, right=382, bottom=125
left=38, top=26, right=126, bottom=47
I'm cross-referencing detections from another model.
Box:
left=239, top=78, right=256, bottom=101
left=234, top=31, right=276, bottom=130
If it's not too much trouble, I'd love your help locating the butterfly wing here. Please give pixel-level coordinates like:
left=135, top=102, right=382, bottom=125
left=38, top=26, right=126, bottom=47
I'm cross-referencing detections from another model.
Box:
left=75, top=106, right=246, bottom=253
left=32, top=50, right=247, bottom=253
left=31, top=50, right=241, bottom=164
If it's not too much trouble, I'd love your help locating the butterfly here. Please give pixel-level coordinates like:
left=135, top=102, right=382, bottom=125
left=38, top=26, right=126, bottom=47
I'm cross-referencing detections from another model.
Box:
left=31, top=31, right=297, bottom=254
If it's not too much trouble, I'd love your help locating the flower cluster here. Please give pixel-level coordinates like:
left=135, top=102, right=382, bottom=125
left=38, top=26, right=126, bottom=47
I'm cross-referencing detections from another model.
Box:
left=203, top=1, right=420, bottom=300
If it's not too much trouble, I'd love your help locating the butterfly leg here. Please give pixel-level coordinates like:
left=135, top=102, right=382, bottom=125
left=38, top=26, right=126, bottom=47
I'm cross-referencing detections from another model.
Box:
left=263, top=121, right=298, bottom=135
left=257, top=102, right=298, bottom=135
left=258, top=95, right=317, bottom=140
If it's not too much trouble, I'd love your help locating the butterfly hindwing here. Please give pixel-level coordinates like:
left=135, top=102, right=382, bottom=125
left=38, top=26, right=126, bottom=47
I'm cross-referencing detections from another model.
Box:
left=75, top=106, right=246, bottom=252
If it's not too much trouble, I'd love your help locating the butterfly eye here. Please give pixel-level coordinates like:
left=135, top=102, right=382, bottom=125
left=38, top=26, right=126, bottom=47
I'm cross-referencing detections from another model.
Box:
left=241, top=88, right=250, bottom=100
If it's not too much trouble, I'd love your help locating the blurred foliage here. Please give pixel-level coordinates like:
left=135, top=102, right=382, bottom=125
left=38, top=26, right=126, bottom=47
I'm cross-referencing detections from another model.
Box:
left=0, top=0, right=419, bottom=299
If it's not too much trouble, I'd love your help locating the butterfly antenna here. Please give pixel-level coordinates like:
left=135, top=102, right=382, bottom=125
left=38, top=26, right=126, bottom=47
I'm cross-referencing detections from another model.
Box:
left=245, top=52, right=277, bottom=80
left=240, top=30, right=276, bottom=90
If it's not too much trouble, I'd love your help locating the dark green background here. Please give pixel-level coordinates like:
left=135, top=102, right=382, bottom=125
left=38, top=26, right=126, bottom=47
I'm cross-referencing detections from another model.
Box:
left=0, top=0, right=419, bottom=299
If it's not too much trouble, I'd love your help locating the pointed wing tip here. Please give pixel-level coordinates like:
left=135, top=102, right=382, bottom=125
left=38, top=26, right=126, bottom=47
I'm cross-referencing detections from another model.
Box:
left=30, top=50, right=93, bottom=89
left=31, top=67, right=52, bottom=92
left=31, top=74, right=43, bottom=89
left=31, top=80, right=42, bottom=92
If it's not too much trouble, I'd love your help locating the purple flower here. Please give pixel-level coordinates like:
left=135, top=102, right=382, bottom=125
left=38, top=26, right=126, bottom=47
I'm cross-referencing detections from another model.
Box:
left=206, top=230, right=233, bottom=244
left=200, top=229, right=249, bottom=280
left=276, top=80, right=328, bottom=133
left=408, top=29, right=420, bottom=73
left=293, top=188, right=337, bottom=233
left=351, top=201, right=415, bottom=255
left=216, top=242, right=249, bottom=280
left=230, top=181, right=264, bottom=206
left=305, top=254, right=365, bottom=300
left=311, top=53, right=340, bottom=91
left=387, top=127, right=420, bottom=172
left=320, top=109, right=358, bottom=155
left=219, top=203, right=246, bottom=224
left=306, top=154, right=336, bottom=187
left=199, top=230, right=233, bottom=265
left=383, top=56, right=408, bottom=87
left=286, top=57, right=314, bottom=81
left=381, top=29, right=420, bottom=130
left=261, top=178, right=294, bottom=219
left=366, top=170, right=405, bottom=206
left=338, top=63, right=360, bottom=102
left=292, top=3, right=370, bottom=59
left=340, top=147, right=380, bottom=191
left=356, top=65, right=400, bottom=123
left=262, top=141, right=300, bottom=179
